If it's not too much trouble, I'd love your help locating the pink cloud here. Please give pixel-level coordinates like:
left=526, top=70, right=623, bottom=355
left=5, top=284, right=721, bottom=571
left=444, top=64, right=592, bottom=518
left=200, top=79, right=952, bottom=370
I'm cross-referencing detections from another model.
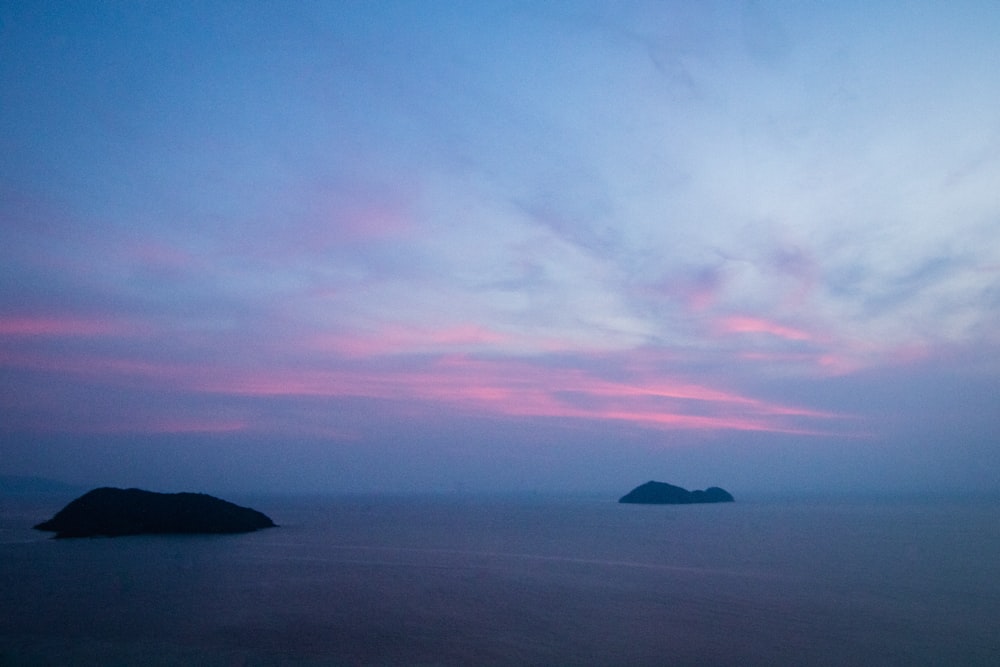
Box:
left=1, top=326, right=850, bottom=437
left=888, top=343, right=932, bottom=366
left=591, top=410, right=824, bottom=434
left=0, top=349, right=233, bottom=399
left=0, top=316, right=143, bottom=337
left=308, top=324, right=511, bottom=357
left=644, top=268, right=724, bottom=313
left=122, top=240, right=201, bottom=271
left=111, top=418, right=249, bottom=435
left=266, top=184, right=416, bottom=259
left=680, top=271, right=725, bottom=311
left=807, top=341, right=933, bottom=376
left=10, top=415, right=250, bottom=437
left=181, top=353, right=846, bottom=436
left=333, top=199, right=412, bottom=241
left=719, top=315, right=814, bottom=341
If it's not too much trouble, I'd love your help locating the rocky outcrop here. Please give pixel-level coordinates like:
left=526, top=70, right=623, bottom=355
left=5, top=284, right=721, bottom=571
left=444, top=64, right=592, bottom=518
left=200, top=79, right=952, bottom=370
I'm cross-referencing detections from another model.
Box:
left=619, top=480, right=734, bottom=504
left=34, top=487, right=276, bottom=538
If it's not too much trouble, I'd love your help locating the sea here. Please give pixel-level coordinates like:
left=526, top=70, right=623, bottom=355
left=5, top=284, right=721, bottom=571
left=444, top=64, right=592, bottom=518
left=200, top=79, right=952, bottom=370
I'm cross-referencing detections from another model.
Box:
left=1, top=492, right=999, bottom=666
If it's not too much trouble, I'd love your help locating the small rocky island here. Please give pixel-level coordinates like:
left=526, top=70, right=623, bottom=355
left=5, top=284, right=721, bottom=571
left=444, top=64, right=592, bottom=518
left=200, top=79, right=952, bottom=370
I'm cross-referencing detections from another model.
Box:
left=619, top=480, right=734, bottom=504
left=34, top=487, right=276, bottom=538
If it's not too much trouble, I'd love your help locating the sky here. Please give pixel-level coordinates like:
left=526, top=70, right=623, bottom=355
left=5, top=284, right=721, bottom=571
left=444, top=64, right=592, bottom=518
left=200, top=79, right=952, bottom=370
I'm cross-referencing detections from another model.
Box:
left=2, top=1, right=999, bottom=497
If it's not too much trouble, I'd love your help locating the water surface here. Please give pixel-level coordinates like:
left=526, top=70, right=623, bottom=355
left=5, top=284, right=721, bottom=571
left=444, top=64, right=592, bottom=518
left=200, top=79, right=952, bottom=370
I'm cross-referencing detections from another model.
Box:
left=2, top=494, right=998, bottom=665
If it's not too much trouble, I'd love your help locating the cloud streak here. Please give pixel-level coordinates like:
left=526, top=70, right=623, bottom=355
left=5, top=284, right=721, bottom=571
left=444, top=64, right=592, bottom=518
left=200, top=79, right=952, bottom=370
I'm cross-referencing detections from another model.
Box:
left=1, top=312, right=849, bottom=440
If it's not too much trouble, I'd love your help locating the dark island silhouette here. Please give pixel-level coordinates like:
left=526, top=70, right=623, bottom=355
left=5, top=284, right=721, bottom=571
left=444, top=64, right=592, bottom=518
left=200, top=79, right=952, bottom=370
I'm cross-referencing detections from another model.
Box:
left=619, top=480, right=734, bottom=504
left=34, top=487, right=276, bottom=538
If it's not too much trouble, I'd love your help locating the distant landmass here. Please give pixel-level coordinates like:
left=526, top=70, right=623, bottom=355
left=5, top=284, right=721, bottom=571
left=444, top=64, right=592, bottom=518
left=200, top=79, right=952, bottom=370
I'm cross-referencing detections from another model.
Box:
left=34, top=487, right=277, bottom=538
left=619, top=480, right=735, bottom=504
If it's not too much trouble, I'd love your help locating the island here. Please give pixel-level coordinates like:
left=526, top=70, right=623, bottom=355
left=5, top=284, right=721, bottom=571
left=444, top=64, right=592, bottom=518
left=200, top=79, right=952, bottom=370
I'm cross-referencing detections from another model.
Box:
left=34, top=487, right=277, bottom=538
left=618, top=480, right=734, bottom=504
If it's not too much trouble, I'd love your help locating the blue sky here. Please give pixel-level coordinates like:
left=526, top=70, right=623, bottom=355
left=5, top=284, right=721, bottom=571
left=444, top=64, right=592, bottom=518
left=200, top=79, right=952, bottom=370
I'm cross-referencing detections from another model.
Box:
left=2, top=1, right=999, bottom=495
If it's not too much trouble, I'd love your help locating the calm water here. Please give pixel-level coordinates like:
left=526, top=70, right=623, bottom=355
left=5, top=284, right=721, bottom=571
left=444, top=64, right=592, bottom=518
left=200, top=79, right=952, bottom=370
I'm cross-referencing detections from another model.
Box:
left=1, top=493, right=999, bottom=666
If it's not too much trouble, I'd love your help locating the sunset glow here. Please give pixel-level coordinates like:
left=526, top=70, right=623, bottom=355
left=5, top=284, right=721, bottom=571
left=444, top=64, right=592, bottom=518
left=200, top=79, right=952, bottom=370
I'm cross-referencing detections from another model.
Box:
left=2, top=1, right=999, bottom=494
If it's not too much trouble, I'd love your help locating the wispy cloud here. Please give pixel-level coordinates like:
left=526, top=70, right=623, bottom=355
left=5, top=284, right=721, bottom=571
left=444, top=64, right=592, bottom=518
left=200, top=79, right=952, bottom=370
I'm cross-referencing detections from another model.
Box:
left=0, top=316, right=140, bottom=337
left=717, top=316, right=814, bottom=342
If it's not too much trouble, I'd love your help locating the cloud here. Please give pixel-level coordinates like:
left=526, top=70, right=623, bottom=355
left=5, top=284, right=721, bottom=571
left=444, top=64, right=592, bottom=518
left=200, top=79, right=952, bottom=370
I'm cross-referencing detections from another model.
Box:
left=0, top=316, right=139, bottom=337
left=2, top=2, right=1000, bottom=493
left=718, top=316, right=814, bottom=342
left=0, top=315, right=850, bottom=440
